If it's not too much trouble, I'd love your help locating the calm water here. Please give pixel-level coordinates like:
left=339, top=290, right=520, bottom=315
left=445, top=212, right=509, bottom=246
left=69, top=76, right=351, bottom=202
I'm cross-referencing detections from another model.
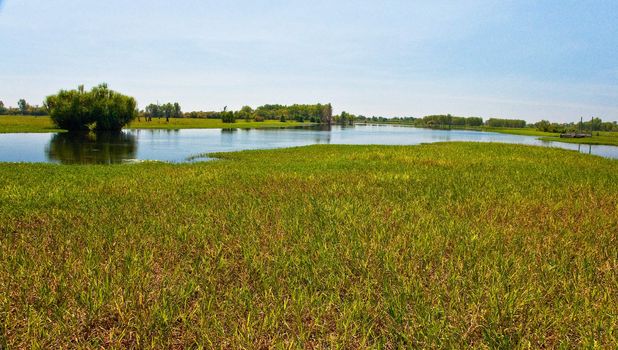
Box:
left=1, top=124, right=617, bottom=164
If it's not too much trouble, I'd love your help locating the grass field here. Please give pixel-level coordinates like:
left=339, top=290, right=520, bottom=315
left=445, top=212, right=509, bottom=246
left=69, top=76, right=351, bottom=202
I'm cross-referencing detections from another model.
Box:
left=0, top=115, right=311, bottom=133
left=483, top=128, right=618, bottom=145
left=540, top=131, right=618, bottom=146
left=0, top=115, right=60, bottom=133
left=479, top=127, right=559, bottom=137
left=368, top=122, right=561, bottom=138
left=1, top=143, right=616, bottom=348
left=373, top=122, right=618, bottom=146
left=127, top=118, right=312, bottom=130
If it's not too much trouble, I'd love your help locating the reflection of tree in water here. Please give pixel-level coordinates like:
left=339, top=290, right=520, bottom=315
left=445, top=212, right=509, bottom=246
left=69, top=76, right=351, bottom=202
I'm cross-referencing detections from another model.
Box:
left=46, top=131, right=137, bottom=164
left=313, top=124, right=333, bottom=132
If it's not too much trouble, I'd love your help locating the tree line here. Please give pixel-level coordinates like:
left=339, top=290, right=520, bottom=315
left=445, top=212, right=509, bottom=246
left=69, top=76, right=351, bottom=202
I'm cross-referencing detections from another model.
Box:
left=359, top=114, right=485, bottom=128
left=485, top=118, right=527, bottom=128
left=365, top=114, right=618, bottom=133
left=142, top=103, right=182, bottom=122
left=536, top=118, right=617, bottom=133
left=169, top=104, right=334, bottom=124
left=5, top=88, right=617, bottom=133
left=0, top=99, right=47, bottom=115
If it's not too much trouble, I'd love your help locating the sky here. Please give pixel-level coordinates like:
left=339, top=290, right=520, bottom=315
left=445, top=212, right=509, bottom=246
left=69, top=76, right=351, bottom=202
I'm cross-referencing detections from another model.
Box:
left=0, top=0, right=617, bottom=122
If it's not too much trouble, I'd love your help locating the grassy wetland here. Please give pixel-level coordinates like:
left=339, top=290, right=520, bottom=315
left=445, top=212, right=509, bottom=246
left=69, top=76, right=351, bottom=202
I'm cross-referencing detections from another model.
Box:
left=539, top=131, right=618, bottom=146
left=478, top=128, right=618, bottom=146
left=0, top=115, right=310, bottom=133
left=1, top=143, right=617, bottom=348
left=126, top=118, right=311, bottom=130
left=0, top=115, right=59, bottom=133
left=473, top=128, right=618, bottom=146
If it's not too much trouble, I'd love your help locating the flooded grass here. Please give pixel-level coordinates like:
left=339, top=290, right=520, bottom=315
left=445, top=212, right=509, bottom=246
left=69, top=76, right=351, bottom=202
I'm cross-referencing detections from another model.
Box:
left=1, top=143, right=617, bottom=348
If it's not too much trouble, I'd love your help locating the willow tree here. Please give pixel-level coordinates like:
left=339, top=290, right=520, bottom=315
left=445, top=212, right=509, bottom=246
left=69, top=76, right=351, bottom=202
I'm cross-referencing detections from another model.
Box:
left=45, top=84, right=137, bottom=131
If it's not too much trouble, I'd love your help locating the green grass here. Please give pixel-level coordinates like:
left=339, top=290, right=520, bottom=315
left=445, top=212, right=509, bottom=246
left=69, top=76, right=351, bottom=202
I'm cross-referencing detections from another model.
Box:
left=479, top=127, right=560, bottom=137
left=540, top=131, right=618, bottom=146
left=127, top=118, right=313, bottom=130
left=374, top=121, right=618, bottom=146
left=483, top=128, right=618, bottom=145
left=0, top=115, right=312, bottom=133
left=1, top=143, right=617, bottom=348
left=0, top=115, right=61, bottom=133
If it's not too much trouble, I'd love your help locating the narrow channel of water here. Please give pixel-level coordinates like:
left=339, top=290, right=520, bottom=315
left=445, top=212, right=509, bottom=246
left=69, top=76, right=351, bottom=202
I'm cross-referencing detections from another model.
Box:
left=0, top=124, right=616, bottom=164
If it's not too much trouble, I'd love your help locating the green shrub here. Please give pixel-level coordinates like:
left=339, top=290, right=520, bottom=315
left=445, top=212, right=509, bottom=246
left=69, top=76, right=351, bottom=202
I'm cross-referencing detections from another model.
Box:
left=221, top=111, right=236, bottom=123
left=45, top=84, right=137, bottom=131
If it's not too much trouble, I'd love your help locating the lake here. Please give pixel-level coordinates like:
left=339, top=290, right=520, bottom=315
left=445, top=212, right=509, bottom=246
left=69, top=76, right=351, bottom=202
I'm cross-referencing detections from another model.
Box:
left=1, top=124, right=617, bottom=164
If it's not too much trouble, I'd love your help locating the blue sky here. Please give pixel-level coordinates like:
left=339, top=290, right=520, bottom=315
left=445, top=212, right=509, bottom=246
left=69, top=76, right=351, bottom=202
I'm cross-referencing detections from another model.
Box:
left=0, top=0, right=616, bottom=122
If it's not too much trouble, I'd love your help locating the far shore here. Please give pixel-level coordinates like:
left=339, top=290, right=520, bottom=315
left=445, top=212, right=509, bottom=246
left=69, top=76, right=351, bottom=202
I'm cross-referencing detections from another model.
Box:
left=2, top=115, right=618, bottom=146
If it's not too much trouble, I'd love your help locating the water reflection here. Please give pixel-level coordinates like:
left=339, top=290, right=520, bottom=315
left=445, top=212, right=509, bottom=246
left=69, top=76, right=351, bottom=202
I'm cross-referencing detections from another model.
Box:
left=0, top=124, right=614, bottom=164
left=46, top=131, right=137, bottom=164
left=577, top=143, right=592, bottom=155
left=312, top=124, right=333, bottom=132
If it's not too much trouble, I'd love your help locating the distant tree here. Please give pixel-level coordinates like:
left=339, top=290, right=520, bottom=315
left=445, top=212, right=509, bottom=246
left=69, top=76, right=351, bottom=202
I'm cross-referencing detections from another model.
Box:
left=18, top=99, right=28, bottom=115
left=590, top=117, right=602, bottom=133
left=485, top=118, right=526, bottom=128
left=144, top=104, right=161, bottom=121
left=161, top=103, right=173, bottom=122
left=172, top=102, right=182, bottom=118
left=337, top=111, right=356, bottom=125
left=180, top=103, right=335, bottom=124
left=321, top=104, right=333, bottom=124
left=601, top=121, right=616, bottom=132
left=535, top=120, right=551, bottom=132
left=221, top=111, right=236, bottom=123
left=466, top=117, right=483, bottom=126
left=0, top=100, right=6, bottom=115
left=237, top=106, right=253, bottom=122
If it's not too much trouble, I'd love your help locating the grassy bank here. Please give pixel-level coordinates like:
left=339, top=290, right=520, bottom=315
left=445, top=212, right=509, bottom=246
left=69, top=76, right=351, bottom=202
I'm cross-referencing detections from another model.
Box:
left=1, top=143, right=617, bottom=348
left=0, top=115, right=60, bottom=133
left=127, top=118, right=312, bottom=130
left=0, top=115, right=312, bottom=133
left=539, top=131, right=618, bottom=146
left=376, top=122, right=618, bottom=146
left=480, top=127, right=559, bottom=137
left=485, top=127, right=618, bottom=145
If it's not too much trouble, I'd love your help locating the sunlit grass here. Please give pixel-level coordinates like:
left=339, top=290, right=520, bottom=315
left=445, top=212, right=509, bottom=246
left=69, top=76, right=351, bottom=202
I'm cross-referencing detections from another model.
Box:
left=0, top=115, right=60, bottom=133
left=479, top=127, right=618, bottom=145
left=0, top=115, right=313, bottom=133
left=480, top=127, right=559, bottom=137
left=540, top=131, right=618, bottom=146
left=127, top=118, right=313, bottom=130
left=371, top=122, right=618, bottom=146
left=1, top=143, right=617, bottom=348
